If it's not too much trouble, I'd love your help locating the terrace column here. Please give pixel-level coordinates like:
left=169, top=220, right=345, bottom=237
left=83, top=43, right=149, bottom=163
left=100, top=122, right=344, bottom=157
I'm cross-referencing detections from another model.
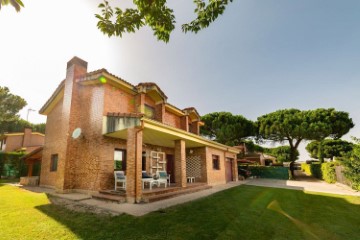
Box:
left=174, top=139, right=187, bottom=187
left=232, top=158, right=238, bottom=182
left=126, top=127, right=143, bottom=203
left=27, top=162, right=33, bottom=177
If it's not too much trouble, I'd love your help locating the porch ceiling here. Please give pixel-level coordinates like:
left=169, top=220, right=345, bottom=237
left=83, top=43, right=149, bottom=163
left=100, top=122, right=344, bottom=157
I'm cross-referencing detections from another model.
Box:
left=104, top=118, right=240, bottom=153
left=104, top=127, right=205, bottom=148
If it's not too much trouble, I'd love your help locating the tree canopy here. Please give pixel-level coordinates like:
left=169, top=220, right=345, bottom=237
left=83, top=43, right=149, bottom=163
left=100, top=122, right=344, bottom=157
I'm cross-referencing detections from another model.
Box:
left=306, top=139, right=353, bottom=161
left=0, top=0, right=24, bottom=12
left=96, top=0, right=233, bottom=42
left=256, top=108, right=354, bottom=163
left=201, top=112, right=255, bottom=146
left=1, top=118, right=45, bottom=134
left=264, top=146, right=299, bottom=163
left=0, top=86, right=27, bottom=134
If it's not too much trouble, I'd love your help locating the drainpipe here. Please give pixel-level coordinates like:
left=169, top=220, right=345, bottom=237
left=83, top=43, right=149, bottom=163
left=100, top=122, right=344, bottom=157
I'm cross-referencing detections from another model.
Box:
left=134, top=120, right=144, bottom=203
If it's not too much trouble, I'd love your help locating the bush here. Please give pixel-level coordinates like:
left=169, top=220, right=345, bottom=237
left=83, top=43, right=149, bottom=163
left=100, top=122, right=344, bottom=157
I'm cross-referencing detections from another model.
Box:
left=301, top=163, right=322, bottom=179
left=340, top=144, right=360, bottom=191
left=310, top=163, right=322, bottom=179
left=247, top=166, right=289, bottom=180
left=301, top=163, right=310, bottom=174
left=321, top=162, right=338, bottom=183
left=0, top=152, right=26, bottom=178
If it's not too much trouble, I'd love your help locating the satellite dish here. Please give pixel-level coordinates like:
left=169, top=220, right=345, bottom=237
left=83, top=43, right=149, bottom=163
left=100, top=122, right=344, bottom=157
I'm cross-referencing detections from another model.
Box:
left=72, top=128, right=82, bottom=139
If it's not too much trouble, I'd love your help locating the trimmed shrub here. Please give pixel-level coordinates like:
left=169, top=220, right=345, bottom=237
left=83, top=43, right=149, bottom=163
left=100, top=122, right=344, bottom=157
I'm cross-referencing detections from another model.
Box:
left=321, top=162, right=338, bottom=183
left=248, top=166, right=289, bottom=180
left=310, top=163, right=322, bottom=179
left=301, top=163, right=311, bottom=174
left=301, top=163, right=322, bottom=179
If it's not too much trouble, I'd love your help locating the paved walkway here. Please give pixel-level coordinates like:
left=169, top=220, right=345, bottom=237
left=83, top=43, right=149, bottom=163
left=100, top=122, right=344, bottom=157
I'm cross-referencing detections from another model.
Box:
left=244, top=171, right=360, bottom=197
left=21, top=181, right=248, bottom=217
left=18, top=174, right=360, bottom=216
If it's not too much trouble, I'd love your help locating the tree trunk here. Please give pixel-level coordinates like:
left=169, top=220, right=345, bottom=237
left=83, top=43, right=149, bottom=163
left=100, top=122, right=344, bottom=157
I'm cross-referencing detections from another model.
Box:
left=318, top=141, right=324, bottom=163
left=289, top=148, right=297, bottom=179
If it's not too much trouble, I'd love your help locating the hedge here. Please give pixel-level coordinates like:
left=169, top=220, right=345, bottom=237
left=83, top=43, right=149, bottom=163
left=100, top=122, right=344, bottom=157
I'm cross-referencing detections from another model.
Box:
left=321, top=162, right=338, bottom=183
left=301, top=163, right=321, bottom=178
left=248, top=166, right=289, bottom=180
left=301, top=163, right=310, bottom=174
left=340, top=144, right=360, bottom=191
left=301, top=162, right=338, bottom=183
left=0, top=152, right=26, bottom=178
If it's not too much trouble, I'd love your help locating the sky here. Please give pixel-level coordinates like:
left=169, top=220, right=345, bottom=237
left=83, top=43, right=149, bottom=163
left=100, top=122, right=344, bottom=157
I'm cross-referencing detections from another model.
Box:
left=1, top=0, right=359, bottom=160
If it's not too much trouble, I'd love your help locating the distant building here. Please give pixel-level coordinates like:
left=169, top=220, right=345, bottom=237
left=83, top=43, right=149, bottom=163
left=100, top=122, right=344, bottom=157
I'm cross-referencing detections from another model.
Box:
left=235, top=143, right=276, bottom=166
left=0, top=127, right=44, bottom=153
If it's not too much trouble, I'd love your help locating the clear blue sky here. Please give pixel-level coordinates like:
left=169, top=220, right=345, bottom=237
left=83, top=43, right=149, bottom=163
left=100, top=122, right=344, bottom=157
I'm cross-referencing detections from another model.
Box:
left=1, top=0, right=359, bottom=159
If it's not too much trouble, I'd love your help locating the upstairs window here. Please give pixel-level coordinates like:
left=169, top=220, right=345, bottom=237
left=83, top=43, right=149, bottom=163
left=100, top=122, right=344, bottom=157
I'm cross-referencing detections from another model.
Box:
left=144, top=104, right=155, bottom=119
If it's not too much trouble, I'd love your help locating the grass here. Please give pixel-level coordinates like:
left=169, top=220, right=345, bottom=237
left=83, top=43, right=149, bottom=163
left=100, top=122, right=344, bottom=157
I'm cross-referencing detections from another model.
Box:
left=0, top=183, right=359, bottom=240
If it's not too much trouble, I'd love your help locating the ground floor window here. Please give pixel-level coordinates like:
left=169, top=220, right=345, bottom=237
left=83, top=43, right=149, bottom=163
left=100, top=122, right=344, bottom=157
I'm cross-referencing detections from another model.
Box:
left=212, top=155, right=220, bottom=170
left=50, top=154, right=58, bottom=172
left=114, top=149, right=126, bottom=170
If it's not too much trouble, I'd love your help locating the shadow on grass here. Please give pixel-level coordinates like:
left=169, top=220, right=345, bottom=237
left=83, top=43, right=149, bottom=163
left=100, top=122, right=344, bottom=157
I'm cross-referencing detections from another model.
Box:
left=35, top=185, right=360, bottom=240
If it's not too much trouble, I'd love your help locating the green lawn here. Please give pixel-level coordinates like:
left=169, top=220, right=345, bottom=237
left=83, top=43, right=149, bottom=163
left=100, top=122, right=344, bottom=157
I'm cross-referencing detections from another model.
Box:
left=0, top=183, right=359, bottom=240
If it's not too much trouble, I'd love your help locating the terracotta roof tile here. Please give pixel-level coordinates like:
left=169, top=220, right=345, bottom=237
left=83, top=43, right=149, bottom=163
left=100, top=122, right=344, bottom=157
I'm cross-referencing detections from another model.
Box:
left=77, top=69, right=136, bottom=88
left=136, top=82, right=167, bottom=99
left=107, top=112, right=144, bottom=118
left=183, top=107, right=201, bottom=118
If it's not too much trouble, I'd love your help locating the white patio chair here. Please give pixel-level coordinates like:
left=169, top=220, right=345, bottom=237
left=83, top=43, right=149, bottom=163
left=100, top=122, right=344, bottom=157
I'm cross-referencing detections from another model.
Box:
left=142, top=171, right=156, bottom=190
left=156, top=171, right=170, bottom=188
left=114, top=171, right=126, bottom=191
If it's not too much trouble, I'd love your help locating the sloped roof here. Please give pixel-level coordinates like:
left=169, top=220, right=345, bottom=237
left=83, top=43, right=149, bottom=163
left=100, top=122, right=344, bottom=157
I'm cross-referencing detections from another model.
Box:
left=40, top=59, right=202, bottom=119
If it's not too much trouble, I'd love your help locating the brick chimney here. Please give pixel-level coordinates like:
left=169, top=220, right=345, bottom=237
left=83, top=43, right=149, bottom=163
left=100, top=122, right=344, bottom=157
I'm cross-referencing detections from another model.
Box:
left=22, top=127, right=32, bottom=147
left=56, top=57, right=88, bottom=192
left=66, top=56, right=88, bottom=71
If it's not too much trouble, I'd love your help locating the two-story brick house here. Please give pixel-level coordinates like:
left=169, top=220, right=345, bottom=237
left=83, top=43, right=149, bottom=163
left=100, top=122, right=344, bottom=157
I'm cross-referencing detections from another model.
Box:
left=39, top=57, right=239, bottom=203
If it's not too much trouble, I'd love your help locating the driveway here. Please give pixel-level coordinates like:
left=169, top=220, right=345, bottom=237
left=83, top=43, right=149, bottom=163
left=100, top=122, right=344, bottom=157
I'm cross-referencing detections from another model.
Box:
left=244, top=170, right=360, bottom=197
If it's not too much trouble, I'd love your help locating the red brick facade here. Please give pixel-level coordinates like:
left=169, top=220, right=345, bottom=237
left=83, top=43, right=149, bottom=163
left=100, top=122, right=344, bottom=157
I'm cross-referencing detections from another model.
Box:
left=39, top=57, right=239, bottom=202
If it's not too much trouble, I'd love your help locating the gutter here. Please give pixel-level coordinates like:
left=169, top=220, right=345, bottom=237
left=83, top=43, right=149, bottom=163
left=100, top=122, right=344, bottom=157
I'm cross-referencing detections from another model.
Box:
left=134, top=121, right=144, bottom=203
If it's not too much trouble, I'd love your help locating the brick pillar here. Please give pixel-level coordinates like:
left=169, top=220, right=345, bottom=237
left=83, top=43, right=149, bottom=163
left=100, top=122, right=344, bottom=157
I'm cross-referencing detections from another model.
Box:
left=27, top=162, right=33, bottom=177
left=232, top=157, right=238, bottom=182
left=126, top=127, right=143, bottom=203
left=155, top=103, right=165, bottom=123
left=200, top=147, right=208, bottom=183
left=204, top=147, right=210, bottom=184
left=174, top=140, right=186, bottom=187
left=180, top=115, right=189, bottom=132
left=192, top=121, right=200, bottom=135
left=135, top=93, right=145, bottom=114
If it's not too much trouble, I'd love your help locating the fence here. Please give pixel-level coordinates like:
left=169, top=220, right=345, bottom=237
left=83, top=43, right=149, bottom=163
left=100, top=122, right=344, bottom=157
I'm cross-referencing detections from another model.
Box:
left=335, top=166, right=350, bottom=186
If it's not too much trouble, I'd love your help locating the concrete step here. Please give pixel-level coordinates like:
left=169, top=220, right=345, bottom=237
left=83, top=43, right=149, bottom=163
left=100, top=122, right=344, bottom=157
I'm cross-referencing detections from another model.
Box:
left=142, top=183, right=208, bottom=197
left=92, top=193, right=126, bottom=203
left=99, top=189, right=126, bottom=196
left=144, top=185, right=212, bottom=203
